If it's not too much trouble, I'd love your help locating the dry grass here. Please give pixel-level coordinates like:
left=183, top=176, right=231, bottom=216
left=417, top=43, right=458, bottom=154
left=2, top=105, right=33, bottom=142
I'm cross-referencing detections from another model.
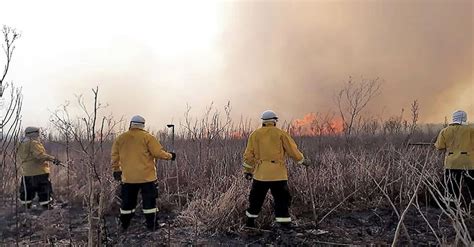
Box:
left=1, top=98, right=471, bottom=245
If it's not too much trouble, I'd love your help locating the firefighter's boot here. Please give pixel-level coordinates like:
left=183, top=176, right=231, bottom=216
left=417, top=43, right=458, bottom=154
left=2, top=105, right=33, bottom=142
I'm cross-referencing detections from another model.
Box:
left=277, top=222, right=295, bottom=234
left=120, top=213, right=134, bottom=230
left=145, top=213, right=158, bottom=231
left=245, top=218, right=256, bottom=228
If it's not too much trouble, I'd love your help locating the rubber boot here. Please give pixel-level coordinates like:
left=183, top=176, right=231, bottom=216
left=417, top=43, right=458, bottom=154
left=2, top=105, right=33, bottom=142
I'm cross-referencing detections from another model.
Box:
left=277, top=222, right=294, bottom=232
left=120, top=213, right=134, bottom=230
left=245, top=218, right=256, bottom=228
left=145, top=213, right=158, bottom=231
left=41, top=203, right=52, bottom=210
left=18, top=204, right=31, bottom=213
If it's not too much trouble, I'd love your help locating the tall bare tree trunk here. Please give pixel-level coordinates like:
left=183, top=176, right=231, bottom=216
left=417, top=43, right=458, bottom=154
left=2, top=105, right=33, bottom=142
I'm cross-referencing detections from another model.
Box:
left=87, top=164, right=94, bottom=247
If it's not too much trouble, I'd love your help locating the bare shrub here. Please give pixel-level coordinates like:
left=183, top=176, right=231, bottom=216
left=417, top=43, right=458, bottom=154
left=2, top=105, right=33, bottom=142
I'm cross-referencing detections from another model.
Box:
left=335, top=77, right=381, bottom=136
left=0, top=25, right=22, bottom=195
left=49, top=87, right=121, bottom=246
left=0, top=25, right=23, bottom=246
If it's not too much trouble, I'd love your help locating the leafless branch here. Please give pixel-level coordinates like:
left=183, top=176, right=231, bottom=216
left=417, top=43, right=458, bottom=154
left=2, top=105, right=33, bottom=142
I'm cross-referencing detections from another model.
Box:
left=1, top=26, right=21, bottom=96
left=335, top=77, right=381, bottom=136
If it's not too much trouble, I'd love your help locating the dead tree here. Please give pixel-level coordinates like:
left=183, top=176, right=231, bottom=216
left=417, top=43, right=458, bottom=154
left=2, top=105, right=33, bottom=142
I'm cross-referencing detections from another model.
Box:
left=1, top=25, right=21, bottom=141
left=0, top=25, right=22, bottom=246
left=335, top=77, right=381, bottom=136
left=0, top=25, right=22, bottom=197
left=50, top=87, right=121, bottom=247
left=0, top=25, right=20, bottom=97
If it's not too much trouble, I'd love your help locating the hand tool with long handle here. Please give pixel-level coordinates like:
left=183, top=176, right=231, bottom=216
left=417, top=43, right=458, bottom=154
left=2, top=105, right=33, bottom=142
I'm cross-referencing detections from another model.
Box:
left=305, top=165, right=317, bottom=224
left=166, top=124, right=181, bottom=208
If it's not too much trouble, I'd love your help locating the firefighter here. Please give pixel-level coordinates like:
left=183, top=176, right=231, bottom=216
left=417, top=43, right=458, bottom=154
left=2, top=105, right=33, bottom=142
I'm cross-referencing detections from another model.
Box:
left=243, top=110, right=310, bottom=229
left=111, top=115, right=176, bottom=231
left=435, top=110, right=474, bottom=206
left=18, top=127, right=59, bottom=209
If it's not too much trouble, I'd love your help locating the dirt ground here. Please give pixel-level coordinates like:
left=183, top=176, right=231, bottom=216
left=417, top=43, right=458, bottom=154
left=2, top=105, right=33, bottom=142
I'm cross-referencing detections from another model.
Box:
left=0, top=201, right=465, bottom=246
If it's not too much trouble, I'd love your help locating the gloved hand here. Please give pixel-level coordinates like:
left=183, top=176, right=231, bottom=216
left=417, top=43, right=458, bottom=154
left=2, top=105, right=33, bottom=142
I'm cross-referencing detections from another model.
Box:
left=170, top=152, right=177, bottom=161
left=52, top=158, right=62, bottom=166
left=244, top=173, right=253, bottom=180
left=113, top=171, right=122, bottom=182
left=301, top=158, right=312, bottom=167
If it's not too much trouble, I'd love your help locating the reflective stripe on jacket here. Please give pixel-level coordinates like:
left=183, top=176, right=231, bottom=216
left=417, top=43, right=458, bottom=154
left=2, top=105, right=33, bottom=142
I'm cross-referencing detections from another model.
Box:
left=435, top=124, right=474, bottom=169
left=18, top=140, right=54, bottom=176
left=243, top=122, right=304, bottom=181
left=111, top=128, right=172, bottom=183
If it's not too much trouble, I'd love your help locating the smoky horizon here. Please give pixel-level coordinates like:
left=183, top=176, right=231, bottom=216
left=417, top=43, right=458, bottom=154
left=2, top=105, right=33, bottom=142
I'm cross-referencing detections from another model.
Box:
left=0, top=0, right=472, bottom=131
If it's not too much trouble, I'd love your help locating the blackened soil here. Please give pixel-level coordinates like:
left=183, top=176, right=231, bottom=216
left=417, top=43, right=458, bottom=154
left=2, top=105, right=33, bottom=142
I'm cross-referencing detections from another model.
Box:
left=0, top=203, right=467, bottom=246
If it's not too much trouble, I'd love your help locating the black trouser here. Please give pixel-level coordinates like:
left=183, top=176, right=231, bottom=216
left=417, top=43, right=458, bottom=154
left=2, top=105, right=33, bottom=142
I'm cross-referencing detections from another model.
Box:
left=445, top=169, right=474, bottom=205
left=246, top=180, right=292, bottom=223
left=120, top=181, right=158, bottom=229
left=19, top=174, right=53, bottom=207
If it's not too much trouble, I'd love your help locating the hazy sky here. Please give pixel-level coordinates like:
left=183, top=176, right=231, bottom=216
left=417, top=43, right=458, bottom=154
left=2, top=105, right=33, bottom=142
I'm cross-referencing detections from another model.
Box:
left=0, top=0, right=472, bottom=130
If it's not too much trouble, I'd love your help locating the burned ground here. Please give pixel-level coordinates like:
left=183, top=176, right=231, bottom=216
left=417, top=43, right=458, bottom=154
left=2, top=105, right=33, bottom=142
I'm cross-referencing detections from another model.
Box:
left=0, top=201, right=465, bottom=246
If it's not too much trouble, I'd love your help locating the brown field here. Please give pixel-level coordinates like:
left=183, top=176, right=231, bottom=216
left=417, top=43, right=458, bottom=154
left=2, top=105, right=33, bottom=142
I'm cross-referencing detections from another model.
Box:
left=1, top=99, right=473, bottom=246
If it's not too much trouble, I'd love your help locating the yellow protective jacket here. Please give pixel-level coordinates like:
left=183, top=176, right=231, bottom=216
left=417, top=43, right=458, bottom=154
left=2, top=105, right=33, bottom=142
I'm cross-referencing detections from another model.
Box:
left=111, top=128, right=173, bottom=183
left=435, top=124, right=474, bottom=170
left=18, top=139, right=55, bottom=176
left=243, top=122, right=305, bottom=181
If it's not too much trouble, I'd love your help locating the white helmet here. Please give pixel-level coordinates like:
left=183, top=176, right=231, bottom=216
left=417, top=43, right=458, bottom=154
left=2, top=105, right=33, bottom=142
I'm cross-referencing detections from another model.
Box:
left=452, top=110, right=467, bottom=125
left=25, top=126, right=40, bottom=138
left=130, top=115, right=145, bottom=129
left=261, top=110, right=278, bottom=122
left=131, top=115, right=145, bottom=124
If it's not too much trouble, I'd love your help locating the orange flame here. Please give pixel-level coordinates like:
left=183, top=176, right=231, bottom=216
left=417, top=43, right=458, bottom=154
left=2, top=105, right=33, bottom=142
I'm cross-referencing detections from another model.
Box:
left=290, top=113, right=344, bottom=136
left=229, top=131, right=246, bottom=139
